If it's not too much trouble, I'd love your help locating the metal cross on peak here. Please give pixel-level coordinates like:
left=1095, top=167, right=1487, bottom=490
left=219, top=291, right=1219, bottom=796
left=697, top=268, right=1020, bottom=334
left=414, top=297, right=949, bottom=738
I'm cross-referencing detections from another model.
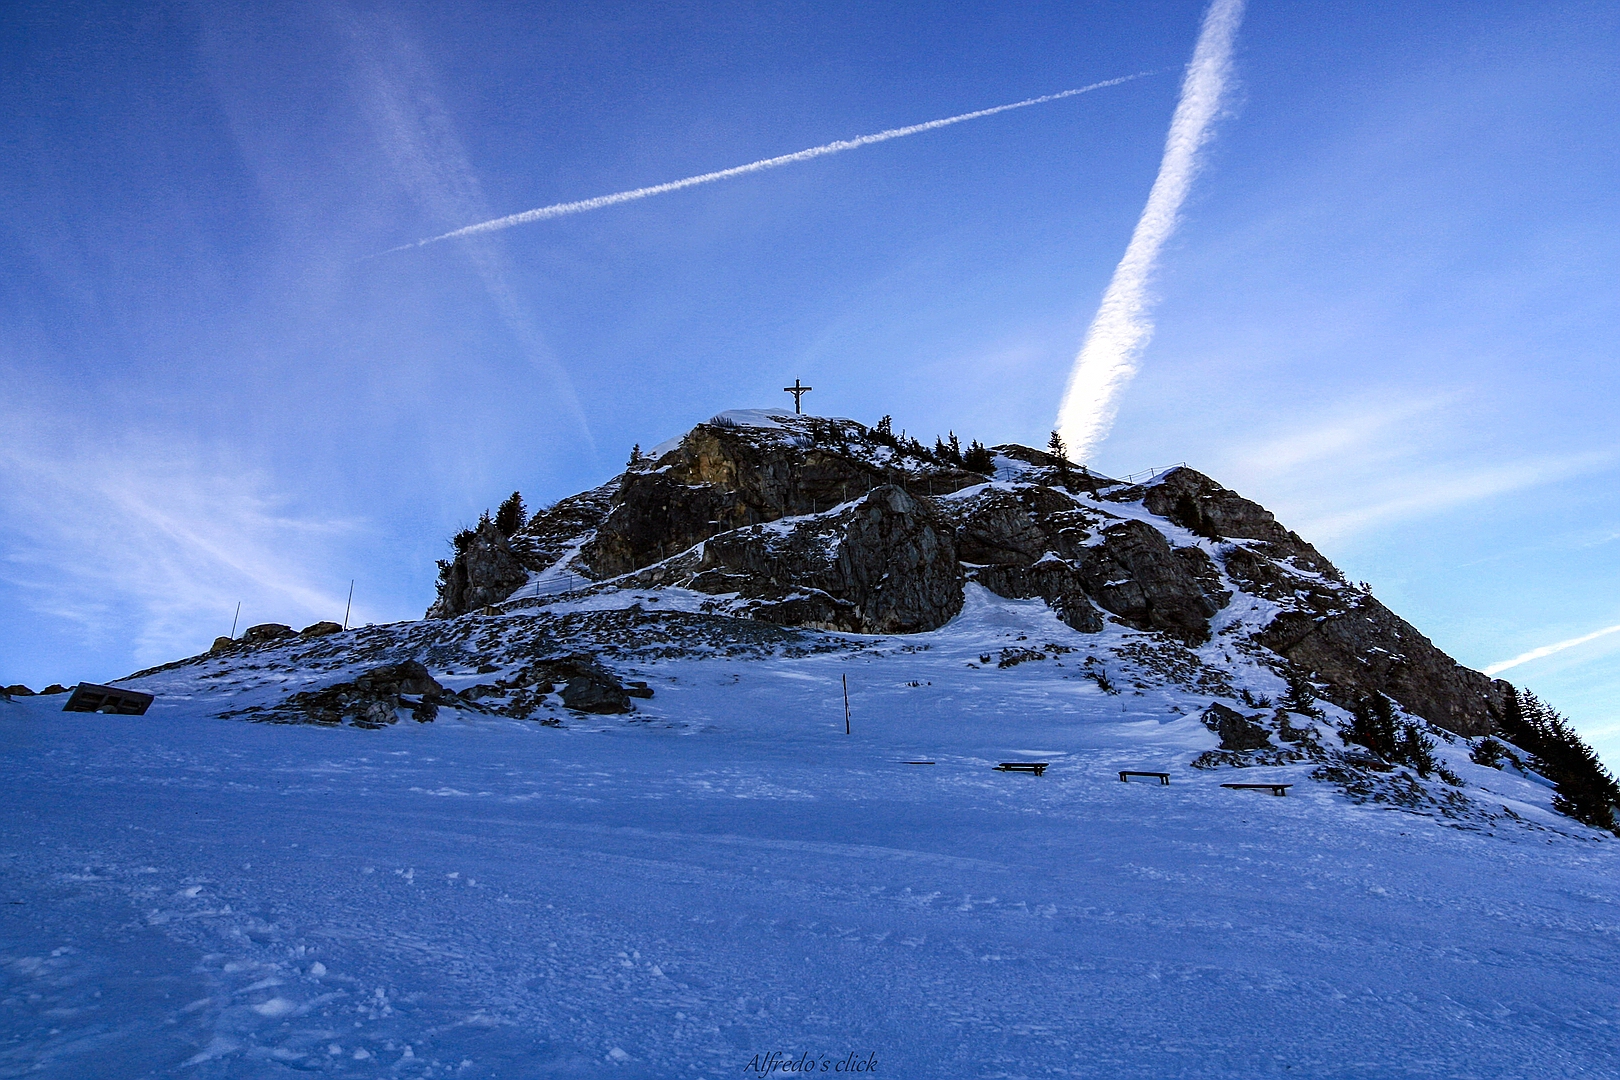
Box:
left=783, top=379, right=813, bottom=413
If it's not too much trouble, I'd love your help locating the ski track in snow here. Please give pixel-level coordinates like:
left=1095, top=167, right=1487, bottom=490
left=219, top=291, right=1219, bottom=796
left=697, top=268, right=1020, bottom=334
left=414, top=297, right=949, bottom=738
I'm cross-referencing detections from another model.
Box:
left=4, top=591, right=1620, bottom=1078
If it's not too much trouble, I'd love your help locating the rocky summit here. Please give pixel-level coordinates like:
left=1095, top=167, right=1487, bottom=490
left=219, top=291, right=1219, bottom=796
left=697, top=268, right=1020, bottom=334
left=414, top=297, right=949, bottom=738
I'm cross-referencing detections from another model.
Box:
left=115, top=407, right=1614, bottom=835
left=433, top=408, right=1506, bottom=738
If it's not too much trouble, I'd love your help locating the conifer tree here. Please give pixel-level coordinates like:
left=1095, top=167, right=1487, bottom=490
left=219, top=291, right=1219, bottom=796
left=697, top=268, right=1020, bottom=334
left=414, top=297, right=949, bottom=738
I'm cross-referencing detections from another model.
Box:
left=1047, top=431, right=1072, bottom=488
left=963, top=440, right=994, bottom=474
left=494, top=492, right=526, bottom=538
left=1281, top=670, right=1322, bottom=718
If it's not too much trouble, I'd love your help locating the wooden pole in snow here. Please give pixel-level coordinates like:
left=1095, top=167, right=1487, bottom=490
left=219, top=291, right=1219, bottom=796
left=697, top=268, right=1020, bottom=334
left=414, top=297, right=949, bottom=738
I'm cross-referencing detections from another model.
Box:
left=844, top=674, right=850, bottom=735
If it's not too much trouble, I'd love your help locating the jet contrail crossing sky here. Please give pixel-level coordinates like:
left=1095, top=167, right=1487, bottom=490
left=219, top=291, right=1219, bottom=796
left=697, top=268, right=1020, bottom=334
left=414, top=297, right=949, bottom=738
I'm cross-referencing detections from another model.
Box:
left=1056, top=0, right=1246, bottom=458
left=377, top=71, right=1155, bottom=256
left=1485, top=623, right=1620, bottom=676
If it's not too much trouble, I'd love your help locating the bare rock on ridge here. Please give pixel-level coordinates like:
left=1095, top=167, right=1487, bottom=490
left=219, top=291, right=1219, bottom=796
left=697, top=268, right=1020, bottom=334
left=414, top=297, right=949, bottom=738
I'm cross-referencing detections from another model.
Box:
left=585, top=419, right=986, bottom=580
left=641, top=485, right=964, bottom=634
left=1257, top=599, right=1507, bottom=737
left=428, top=519, right=529, bottom=619
left=1077, top=520, right=1228, bottom=645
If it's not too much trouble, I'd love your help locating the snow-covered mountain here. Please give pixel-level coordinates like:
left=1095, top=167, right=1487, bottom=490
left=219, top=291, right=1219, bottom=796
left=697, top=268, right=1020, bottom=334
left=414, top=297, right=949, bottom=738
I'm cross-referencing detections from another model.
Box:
left=5, top=409, right=1618, bottom=1076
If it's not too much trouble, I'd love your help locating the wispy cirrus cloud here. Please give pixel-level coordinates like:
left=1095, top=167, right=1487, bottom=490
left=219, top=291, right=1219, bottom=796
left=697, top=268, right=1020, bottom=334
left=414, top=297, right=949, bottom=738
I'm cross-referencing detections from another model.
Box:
left=0, top=409, right=361, bottom=671
left=341, top=9, right=592, bottom=446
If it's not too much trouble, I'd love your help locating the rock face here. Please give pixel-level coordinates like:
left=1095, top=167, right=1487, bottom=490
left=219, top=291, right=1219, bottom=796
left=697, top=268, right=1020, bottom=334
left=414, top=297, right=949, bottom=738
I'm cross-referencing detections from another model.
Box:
left=639, top=485, right=964, bottom=634
left=1075, top=521, right=1226, bottom=645
left=582, top=420, right=984, bottom=580
left=1257, top=600, right=1506, bottom=737
left=428, top=520, right=530, bottom=619
left=420, top=412, right=1509, bottom=738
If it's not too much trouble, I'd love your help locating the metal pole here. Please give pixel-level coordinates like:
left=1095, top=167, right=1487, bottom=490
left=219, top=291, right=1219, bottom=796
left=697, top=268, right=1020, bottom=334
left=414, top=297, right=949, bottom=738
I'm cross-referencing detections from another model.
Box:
left=343, top=580, right=354, bottom=630
left=843, top=674, right=850, bottom=735
left=230, top=602, right=241, bottom=639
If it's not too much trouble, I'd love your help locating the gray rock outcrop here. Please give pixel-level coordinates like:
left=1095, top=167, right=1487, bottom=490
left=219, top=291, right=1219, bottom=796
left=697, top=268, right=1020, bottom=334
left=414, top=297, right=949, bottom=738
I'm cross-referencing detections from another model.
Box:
left=1256, top=600, right=1506, bottom=737
left=1203, top=703, right=1273, bottom=750
left=428, top=520, right=530, bottom=618
left=282, top=660, right=450, bottom=727
left=242, top=623, right=294, bottom=645
left=641, top=485, right=964, bottom=634
left=414, top=415, right=1511, bottom=741
left=1075, top=520, right=1227, bottom=645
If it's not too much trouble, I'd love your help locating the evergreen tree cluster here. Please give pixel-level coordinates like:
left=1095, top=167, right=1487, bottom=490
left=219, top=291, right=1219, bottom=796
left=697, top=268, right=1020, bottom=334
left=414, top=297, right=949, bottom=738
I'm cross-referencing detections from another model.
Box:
left=1345, top=693, right=1437, bottom=777
left=867, top=416, right=995, bottom=475
left=1497, top=689, right=1620, bottom=833
left=962, top=441, right=995, bottom=474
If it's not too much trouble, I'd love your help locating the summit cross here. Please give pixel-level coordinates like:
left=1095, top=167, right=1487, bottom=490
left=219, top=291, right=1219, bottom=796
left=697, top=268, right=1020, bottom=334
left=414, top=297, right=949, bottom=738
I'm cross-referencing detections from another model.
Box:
left=783, top=379, right=812, bottom=413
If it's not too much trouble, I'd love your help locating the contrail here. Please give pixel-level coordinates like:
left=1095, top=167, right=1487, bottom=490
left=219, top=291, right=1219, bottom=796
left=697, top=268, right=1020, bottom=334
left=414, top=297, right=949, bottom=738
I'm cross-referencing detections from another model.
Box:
left=1056, top=0, right=1245, bottom=459
left=1485, top=623, right=1620, bottom=676
left=376, top=72, right=1154, bottom=256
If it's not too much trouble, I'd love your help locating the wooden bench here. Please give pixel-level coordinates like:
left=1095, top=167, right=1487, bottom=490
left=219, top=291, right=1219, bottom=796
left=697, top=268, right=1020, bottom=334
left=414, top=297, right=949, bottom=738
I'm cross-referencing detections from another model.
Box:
left=902, top=760, right=936, bottom=765
left=995, top=762, right=1048, bottom=776
left=1119, top=771, right=1170, bottom=785
left=1221, top=782, right=1292, bottom=796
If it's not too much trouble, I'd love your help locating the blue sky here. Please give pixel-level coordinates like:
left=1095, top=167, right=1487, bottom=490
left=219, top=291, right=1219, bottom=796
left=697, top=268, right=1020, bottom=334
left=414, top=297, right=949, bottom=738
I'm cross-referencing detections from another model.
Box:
left=3, top=1, right=1617, bottom=761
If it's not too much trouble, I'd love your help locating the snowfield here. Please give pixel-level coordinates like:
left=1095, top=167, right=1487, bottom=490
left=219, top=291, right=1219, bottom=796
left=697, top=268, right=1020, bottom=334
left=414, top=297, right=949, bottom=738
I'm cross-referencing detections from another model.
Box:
left=4, top=589, right=1619, bottom=1078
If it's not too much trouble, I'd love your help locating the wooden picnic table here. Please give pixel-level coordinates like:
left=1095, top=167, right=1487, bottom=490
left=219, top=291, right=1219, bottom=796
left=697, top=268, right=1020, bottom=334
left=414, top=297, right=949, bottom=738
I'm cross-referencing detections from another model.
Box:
left=1221, top=782, right=1292, bottom=796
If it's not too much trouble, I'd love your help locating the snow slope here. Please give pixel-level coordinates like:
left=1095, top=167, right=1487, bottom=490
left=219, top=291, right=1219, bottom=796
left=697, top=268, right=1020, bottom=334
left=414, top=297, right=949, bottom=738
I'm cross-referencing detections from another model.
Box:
left=4, top=589, right=1618, bottom=1078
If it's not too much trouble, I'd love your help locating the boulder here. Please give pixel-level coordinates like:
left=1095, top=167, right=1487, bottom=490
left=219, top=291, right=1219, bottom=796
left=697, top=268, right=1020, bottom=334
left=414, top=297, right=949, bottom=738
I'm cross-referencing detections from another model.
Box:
left=209, top=636, right=236, bottom=653
left=538, top=654, right=633, bottom=714
left=1203, top=703, right=1272, bottom=750
left=353, top=660, right=443, bottom=697
left=242, top=623, right=295, bottom=645
left=300, top=621, right=343, bottom=638
left=40, top=684, right=70, bottom=695
left=3, top=684, right=35, bottom=697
